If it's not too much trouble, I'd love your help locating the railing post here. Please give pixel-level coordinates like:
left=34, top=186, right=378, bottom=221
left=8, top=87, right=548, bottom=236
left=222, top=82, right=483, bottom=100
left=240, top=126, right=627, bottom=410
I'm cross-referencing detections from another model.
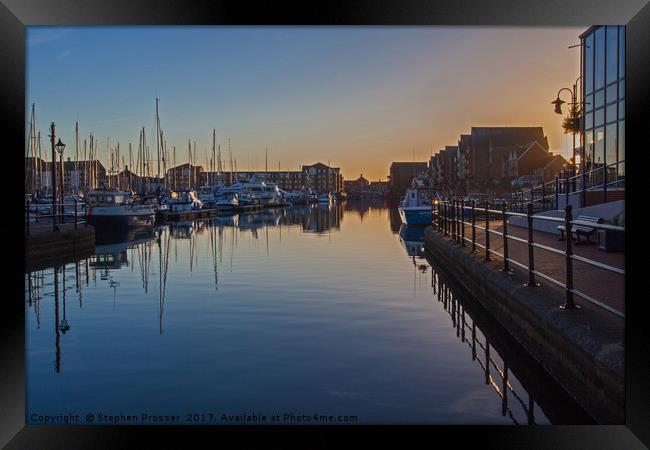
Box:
left=581, top=169, right=587, bottom=208
left=74, top=197, right=78, bottom=230
left=603, top=165, right=607, bottom=204
left=442, top=200, right=447, bottom=236
left=484, top=201, right=491, bottom=261
left=501, top=202, right=511, bottom=273
left=541, top=182, right=545, bottom=211
left=26, top=200, right=30, bottom=236
left=564, top=171, right=569, bottom=209
left=460, top=199, right=466, bottom=246
left=555, top=176, right=559, bottom=210
left=454, top=199, right=459, bottom=243
left=524, top=202, right=539, bottom=287
left=471, top=200, right=477, bottom=253
left=451, top=199, right=456, bottom=242
left=561, top=204, right=579, bottom=310
left=442, top=202, right=446, bottom=235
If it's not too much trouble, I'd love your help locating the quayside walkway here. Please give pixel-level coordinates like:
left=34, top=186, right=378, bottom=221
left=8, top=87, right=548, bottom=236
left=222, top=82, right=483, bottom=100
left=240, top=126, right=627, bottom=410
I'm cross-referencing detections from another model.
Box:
left=432, top=201, right=624, bottom=317
left=424, top=200, right=625, bottom=424
left=454, top=219, right=624, bottom=314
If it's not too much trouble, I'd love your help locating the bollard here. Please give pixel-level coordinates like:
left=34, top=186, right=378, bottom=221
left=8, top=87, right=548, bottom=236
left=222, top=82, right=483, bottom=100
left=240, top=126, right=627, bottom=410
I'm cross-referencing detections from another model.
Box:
left=501, top=202, right=511, bottom=272
left=524, top=202, right=539, bottom=287
left=460, top=199, right=465, bottom=246
left=484, top=201, right=491, bottom=261
left=471, top=200, right=477, bottom=253
left=561, top=204, right=579, bottom=310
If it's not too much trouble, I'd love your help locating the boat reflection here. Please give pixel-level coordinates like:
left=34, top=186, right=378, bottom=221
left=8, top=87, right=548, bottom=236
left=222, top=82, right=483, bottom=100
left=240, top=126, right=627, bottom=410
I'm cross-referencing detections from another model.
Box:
left=399, top=224, right=427, bottom=258
left=164, top=204, right=344, bottom=238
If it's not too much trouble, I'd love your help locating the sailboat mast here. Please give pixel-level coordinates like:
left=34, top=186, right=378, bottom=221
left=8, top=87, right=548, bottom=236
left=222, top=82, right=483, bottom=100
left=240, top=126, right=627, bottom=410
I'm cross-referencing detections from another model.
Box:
left=155, top=97, right=160, bottom=183
left=212, top=129, right=216, bottom=185
left=228, top=137, right=233, bottom=185
left=75, top=121, right=79, bottom=194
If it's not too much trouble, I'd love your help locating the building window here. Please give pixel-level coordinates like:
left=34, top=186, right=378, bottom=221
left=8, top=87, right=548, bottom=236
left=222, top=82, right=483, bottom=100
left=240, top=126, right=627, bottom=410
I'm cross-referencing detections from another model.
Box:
left=594, top=89, right=604, bottom=108
left=605, top=123, right=617, bottom=166
left=606, top=84, right=617, bottom=103
left=606, top=25, right=618, bottom=85
left=585, top=34, right=594, bottom=93
left=619, top=27, right=625, bottom=79
left=606, top=103, right=617, bottom=124
left=594, top=27, right=605, bottom=90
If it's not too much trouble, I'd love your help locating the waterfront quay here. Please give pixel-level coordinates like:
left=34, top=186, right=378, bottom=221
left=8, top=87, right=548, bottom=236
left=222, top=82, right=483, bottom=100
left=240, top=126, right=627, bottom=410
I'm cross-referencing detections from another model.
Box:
left=25, top=220, right=95, bottom=272
left=423, top=202, right=624, bottom=423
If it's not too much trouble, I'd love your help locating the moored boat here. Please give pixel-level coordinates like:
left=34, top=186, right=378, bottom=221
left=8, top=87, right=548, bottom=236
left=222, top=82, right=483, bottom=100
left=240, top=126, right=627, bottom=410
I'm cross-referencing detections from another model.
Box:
left=398, top=176, right=434, bottom=225
left=86, top=189, right=156, bottom=229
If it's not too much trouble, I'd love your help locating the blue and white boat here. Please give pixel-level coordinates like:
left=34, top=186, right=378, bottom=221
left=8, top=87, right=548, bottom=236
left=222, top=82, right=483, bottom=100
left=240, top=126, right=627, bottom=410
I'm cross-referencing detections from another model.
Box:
left=398, top=176, right=434, bottom=225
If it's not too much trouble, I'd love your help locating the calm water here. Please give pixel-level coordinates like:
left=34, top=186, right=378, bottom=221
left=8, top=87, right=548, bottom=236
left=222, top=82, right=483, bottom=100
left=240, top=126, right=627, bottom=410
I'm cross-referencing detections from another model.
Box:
left=25, top=201, right=591, bottom=425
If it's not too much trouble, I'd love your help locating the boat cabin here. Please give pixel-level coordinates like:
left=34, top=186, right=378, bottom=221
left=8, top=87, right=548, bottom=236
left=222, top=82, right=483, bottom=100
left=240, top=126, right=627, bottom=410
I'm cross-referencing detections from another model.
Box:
left=87, top=190, right=132, bottom=206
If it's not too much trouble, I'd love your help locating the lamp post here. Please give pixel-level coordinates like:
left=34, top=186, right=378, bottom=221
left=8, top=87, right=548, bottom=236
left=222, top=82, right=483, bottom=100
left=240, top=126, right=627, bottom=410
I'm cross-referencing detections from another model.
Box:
left=49, top=123, right=57, bottom=231
left=56, top=138, right=66, bottom=223
left=552, top=76, right=585, bottom=174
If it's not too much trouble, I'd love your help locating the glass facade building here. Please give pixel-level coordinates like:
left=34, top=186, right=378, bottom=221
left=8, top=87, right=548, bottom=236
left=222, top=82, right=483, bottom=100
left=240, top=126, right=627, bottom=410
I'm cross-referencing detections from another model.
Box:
left=581, top=25, right=625, bottom=185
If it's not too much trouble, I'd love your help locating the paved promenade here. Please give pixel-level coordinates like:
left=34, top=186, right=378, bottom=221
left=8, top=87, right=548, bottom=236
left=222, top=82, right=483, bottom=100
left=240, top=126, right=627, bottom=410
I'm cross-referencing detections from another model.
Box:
left=437, top=219, right=625, bottom=315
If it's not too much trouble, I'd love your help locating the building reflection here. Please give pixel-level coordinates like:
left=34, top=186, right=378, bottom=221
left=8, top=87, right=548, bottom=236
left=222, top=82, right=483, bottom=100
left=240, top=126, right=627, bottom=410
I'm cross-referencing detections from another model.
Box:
left=164, top=204, right=345, bottom=238
left=387, top=199, right=402, bottom=233
left=428, top=264, right=594, bottom=424
left=343, top=198, right=387, bottom=222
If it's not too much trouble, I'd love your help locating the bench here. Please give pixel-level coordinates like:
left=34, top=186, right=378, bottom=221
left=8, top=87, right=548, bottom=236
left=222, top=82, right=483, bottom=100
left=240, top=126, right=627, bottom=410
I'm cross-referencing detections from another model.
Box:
left=558, top=215, right=603, bottom=244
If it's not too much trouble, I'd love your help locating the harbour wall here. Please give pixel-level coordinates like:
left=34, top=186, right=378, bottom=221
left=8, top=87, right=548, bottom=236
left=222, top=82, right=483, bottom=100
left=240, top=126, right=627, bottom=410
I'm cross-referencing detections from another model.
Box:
left=423, top=226, right=624, bottom=424
left=25, top=223, right=95, bottom=272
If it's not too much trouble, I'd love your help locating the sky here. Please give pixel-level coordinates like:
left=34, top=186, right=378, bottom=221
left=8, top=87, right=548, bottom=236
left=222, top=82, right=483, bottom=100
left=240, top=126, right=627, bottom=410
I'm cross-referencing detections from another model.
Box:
left=27, top=26, right=583, bottom=181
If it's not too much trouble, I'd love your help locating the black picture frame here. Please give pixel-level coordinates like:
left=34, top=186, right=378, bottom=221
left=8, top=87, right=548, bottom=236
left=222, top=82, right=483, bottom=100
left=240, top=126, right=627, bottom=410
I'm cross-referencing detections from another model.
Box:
left=3, top=0, right=648, bottom=447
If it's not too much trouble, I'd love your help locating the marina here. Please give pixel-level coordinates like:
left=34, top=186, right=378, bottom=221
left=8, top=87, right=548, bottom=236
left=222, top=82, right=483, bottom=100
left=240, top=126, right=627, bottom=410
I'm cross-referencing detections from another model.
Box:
left=19, top=24, right=630, bottom=434
left=25, top=201, right=592, bottom=424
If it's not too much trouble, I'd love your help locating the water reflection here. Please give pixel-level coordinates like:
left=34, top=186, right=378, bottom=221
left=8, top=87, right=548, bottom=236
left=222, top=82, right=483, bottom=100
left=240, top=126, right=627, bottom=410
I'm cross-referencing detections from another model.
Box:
left=427, top=263, right=593, bottom=424
left=25, top=202, right=592, bottom=424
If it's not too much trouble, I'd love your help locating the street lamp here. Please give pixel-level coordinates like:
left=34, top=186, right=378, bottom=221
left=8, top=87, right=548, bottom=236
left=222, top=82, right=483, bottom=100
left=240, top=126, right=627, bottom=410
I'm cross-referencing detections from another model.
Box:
left=56, top=138, right=66, bottom=223
left=552, top=76, right=584, bottom=173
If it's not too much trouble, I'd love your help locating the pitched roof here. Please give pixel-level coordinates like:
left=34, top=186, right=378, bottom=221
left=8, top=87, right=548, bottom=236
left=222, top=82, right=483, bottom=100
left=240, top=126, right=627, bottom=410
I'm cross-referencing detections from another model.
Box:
left=516, top=141, right=549, bottom=160
left=471, top=127, right=548, bottom=150
left=543, top=154, right=569, bottom=169
left=390, top=161, right=428, bottom=169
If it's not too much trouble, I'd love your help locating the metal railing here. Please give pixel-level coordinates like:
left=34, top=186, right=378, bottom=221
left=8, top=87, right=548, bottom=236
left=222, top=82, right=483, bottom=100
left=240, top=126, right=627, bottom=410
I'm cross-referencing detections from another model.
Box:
left=510, top=160, right=625, bottom=213
left=433, top=199, right=625, bottom=318
left=25, top=199, right=88, bottom=235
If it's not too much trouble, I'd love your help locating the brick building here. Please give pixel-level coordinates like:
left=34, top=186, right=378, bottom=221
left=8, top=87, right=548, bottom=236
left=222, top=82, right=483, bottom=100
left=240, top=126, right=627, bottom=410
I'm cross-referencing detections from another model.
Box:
left=388, top=162, right=428, bottom=197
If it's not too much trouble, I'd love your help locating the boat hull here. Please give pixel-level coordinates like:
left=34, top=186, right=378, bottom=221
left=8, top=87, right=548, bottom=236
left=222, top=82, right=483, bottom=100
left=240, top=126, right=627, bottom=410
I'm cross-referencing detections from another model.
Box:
left=398, top=206, right=432, bottom=225
left=86, top=207, right=156, bottom=230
